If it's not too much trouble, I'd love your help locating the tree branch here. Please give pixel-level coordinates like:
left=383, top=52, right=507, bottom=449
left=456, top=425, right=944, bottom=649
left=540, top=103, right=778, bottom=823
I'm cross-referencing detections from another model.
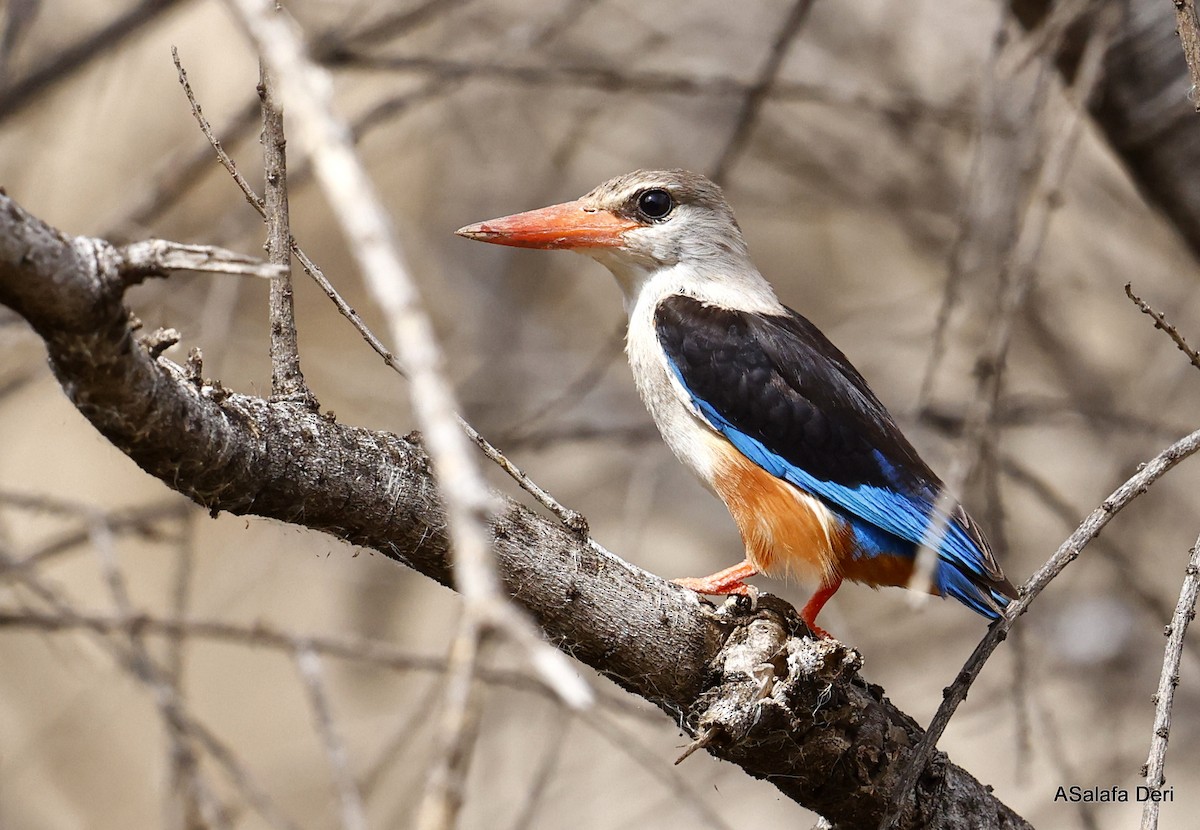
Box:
left=0, top=192, right=1028, bottom=829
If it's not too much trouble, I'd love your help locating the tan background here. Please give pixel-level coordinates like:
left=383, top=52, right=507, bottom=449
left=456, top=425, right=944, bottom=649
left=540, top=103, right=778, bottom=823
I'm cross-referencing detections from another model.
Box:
left=2, top=1, right=1199, bottom=828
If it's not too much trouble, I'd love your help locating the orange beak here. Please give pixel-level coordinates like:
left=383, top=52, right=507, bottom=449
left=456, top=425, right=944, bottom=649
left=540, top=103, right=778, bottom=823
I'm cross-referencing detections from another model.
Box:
left=455, top=199, right=638, bottom=250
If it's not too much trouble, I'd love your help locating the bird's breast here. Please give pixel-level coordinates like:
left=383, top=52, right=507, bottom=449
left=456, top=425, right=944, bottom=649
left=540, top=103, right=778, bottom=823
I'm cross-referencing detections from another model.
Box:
left=625, top=293, right=723, bottom=489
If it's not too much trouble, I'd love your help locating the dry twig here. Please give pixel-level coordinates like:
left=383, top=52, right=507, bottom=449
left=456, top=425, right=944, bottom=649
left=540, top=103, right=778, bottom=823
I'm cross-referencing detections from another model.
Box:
left=1125, top=282, right=1200, bottom=372
left=1140, top=532, right=1200, bottom=830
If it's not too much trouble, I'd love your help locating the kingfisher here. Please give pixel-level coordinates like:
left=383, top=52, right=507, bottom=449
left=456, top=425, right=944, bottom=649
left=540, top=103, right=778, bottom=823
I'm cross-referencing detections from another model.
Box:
left=457, top=169, right=1017, bottom=636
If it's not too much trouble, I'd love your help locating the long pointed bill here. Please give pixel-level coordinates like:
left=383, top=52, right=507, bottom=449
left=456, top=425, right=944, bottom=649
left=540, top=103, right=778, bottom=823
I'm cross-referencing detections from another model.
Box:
left=455, top=199, right=638, bottom=250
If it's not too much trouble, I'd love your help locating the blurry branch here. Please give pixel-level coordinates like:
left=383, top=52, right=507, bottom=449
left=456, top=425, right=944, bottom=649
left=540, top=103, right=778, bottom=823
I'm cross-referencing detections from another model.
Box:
left=1125, top=282, right=1200, bottom=371
left=709, top=0, right=815, bottom=184
left=295, top=647, right=368, bottom=830
left=0, top=544, right=295, bottom=830
left=323, top=0, right=476, bottom=50
left=906, top=4, right=1114, bottom=607
left=0, top=192, right=1028, bottom=829
left=0, top=0, right=38, bottom=87
left=1010, top=0, right=1200, bottom=260
left=0, top=606, right=656, bottom=718
left=922, top=393, right=1192, bottom=441
left=0, top=0, right=185, bottom=123
left=112, top=96, right=262, bottom=239
left=497, top=320, right=625, bottom=446
left=1140, top=531, right=1200, bottom=830
left=918, top=9, right=1042, bottom=408
left=325, top=53, right=975, bottom=128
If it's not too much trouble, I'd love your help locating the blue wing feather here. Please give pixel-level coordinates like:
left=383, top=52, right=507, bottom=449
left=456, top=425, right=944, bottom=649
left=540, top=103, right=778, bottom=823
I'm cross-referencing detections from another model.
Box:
left=655, top=295, right=1016, bottom=618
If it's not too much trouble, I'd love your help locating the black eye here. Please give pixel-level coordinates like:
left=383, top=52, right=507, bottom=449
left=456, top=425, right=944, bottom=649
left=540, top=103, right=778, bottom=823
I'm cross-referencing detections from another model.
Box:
left=636, top=188, right=674, bottom=220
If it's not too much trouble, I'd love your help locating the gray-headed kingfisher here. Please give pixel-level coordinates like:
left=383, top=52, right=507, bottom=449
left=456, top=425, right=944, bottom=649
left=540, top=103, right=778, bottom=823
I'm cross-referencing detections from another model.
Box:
left=457, top=169, right=1018, bottom=636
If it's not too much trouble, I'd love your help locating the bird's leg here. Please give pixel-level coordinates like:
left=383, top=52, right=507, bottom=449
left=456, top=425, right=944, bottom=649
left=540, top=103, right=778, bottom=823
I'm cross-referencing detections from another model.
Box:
left=799, top=575, right=843, bottom=639
left=673, top=559, right=758, bottom=596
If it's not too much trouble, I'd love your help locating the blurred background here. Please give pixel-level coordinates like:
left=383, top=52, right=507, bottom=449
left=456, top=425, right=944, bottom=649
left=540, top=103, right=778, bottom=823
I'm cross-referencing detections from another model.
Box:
left=2, top=0, right=1200, bottom=828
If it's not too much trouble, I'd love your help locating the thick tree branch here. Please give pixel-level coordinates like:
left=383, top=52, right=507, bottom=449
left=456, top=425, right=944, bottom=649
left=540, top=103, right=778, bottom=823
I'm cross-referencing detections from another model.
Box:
left=1011, top=0, right=1200, bottom=260
left=0, top=192, right=1027, bottom=829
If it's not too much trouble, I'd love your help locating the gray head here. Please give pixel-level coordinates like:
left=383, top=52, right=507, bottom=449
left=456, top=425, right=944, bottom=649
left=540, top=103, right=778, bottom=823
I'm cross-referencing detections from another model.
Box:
left=456, top=169, right=762, bottom=305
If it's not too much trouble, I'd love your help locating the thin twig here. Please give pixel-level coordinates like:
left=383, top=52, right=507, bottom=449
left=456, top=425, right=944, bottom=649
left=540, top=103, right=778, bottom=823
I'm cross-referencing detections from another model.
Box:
left=882, top=425, right=1200, bottom=828
left=1125, top=283, right=1200, bottom=372
left=1000, top=453, right=1196, bottom=652
left=1140, top=532, right=1200, bottom=830
left=295, top=646, right=369, bottom=830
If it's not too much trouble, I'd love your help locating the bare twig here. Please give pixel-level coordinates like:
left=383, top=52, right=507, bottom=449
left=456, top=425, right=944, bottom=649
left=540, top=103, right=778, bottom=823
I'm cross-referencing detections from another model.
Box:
left=1125, top=283, right=1200, bottom=372
left=1172, top=0, right=1200, bottom=111
left=295, top=646, right=368, bottom=830
left=173, top=48, right=267, bottom=217
left=1140, top=532, right=1200, bottom=830
left=882, top=425, right=1200, bottom=828
left=1000, top=454, right=1196, bottom=655
left=259, top=56, right=315, bottom=406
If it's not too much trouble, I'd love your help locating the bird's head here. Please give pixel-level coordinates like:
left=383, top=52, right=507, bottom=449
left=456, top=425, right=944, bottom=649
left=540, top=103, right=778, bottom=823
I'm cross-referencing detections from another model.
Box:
left=456, top=169, right=750, bottom=298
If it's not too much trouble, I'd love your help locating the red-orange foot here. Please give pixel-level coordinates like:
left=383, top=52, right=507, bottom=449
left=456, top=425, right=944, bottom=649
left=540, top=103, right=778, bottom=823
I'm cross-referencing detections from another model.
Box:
left=799, top=575, right=843, bottom=639
left=672, top=559, right=759, bottom=595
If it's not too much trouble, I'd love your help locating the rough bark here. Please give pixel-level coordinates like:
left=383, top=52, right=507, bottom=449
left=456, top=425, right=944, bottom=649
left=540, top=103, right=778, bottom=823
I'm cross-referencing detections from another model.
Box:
left=0, top=192, right=1029, bottom=830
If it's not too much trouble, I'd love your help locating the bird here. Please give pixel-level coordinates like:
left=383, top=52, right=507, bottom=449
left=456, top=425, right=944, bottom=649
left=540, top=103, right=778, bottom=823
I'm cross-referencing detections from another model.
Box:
left=456, top=169, right=1017, bottom=636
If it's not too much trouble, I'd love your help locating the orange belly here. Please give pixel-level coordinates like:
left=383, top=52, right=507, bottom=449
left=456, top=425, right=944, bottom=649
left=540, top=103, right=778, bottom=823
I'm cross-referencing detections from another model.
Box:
left=707, top=436, right=855, bottom=585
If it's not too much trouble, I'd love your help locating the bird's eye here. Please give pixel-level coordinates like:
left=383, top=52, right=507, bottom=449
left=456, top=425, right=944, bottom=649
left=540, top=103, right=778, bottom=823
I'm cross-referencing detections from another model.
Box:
left=636, top=188, right=674, bottom=220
